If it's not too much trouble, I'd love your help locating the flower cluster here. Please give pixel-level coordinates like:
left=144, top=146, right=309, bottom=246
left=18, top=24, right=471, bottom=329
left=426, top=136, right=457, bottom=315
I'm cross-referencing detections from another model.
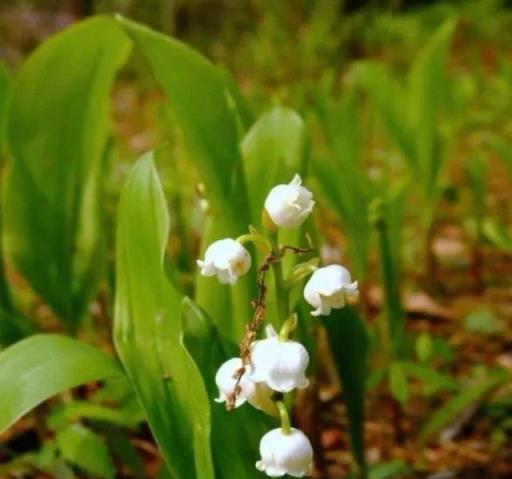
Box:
left=197, top=175, right=358, bottom=477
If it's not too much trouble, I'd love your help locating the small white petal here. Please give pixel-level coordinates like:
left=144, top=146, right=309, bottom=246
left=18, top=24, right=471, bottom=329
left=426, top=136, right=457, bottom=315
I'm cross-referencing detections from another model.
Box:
left=265, top=324, right=278, bottom=338
left=215, top=358, right=254, bottom=408
left=215, top=358, right=276, bottom=414
left=250, top=337, right=309, bottom=393
left=256, top=428, right=313, bottom=478
left=197, top=239, right=251, bottom=284
left=264, top=175, right=315, bottom=229
left=304, top=265, right=358, bottom=317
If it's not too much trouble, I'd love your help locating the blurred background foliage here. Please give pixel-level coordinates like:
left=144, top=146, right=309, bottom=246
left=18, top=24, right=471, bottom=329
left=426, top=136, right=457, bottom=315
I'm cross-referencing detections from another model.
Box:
left=1, top=0, right=512, bottom=478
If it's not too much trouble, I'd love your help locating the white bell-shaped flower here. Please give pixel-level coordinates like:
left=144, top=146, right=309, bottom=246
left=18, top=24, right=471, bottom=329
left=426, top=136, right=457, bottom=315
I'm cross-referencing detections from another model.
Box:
left=264, top=174, right=315, bottom=229
left=197, top=238, right=251, bottom=284
left=303, top=264, right=358, bottom=317
left=249, top=325, right=309, bottom=393
left=256, top=427, right=313, bottom=477
left=215, top=358, right=275, bottom=414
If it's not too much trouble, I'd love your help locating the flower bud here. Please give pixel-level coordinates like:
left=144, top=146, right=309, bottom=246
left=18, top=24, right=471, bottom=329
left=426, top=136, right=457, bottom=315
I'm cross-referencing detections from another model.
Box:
left=197, top=238, right=251, bottom=284
left=303, top=264, right=358, bottom=317
left=215, top=358, right=275, bottom=415
left=256, top=427, right=313, bottom=477
left=264, top=175, right=314, bottom=229
left=249, top=325, right=309, bottom=393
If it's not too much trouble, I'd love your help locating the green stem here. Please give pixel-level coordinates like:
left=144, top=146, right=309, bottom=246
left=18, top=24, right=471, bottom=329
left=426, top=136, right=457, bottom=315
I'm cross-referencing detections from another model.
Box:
left=236, top=233, right=271, bottom=255
left=276, top=400, right=291, bottom=434
left=374, top=202, right=405, bottom=360
left=270, top=233, right=289, bottom=324
left=279, top=314, right=297, bottom=341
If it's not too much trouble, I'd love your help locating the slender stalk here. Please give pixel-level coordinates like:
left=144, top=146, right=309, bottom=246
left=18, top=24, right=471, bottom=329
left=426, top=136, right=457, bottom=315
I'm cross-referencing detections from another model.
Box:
left=279, top=313, right=297, bottom=341
left=276, top=400, right=291, bottom=434
left=372, top=199, right=406, bottom=447
left=373, top=205, right=405, bottom=358
left=270, top=233, right=289, bottom=324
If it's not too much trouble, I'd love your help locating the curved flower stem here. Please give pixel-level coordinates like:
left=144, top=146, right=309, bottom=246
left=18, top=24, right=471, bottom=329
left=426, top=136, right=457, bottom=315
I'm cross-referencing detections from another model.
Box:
left=276, top=400, right=291, bottom=435
left=279, top=313, right=298, bottom=341
left=236, top=232, right=272, bottom=255
left=269, top=232, right=290, bottom=325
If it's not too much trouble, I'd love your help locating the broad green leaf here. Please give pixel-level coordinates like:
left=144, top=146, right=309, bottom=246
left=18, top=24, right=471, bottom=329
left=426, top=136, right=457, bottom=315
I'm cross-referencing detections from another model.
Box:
left=117, top=15, right=249, bottom=233
left=322, top=307, right=368, bottom=477
left=57, top=424, right=115, bottom=479
left=4, top=17, right=131, bottom=331
left=0, top=334, right=124, bottom=433
left=421, top=369, right=509, bottom=441
left=181, top=298, right=273, bottom=479
left=116, top=15, right=254, bottom=342
left=241, top=105, right=306, bottom=228
left=114, top=154, right=214, bottom=479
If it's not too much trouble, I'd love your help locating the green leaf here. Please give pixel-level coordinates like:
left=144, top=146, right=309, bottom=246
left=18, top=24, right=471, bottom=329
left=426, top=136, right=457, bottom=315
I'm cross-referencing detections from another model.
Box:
left=466, top=152, right=487, bottom=240
left=0, top=334, right=124, bottom=434
left=3, top=17, right=131, bottom=331
left=116, top=15, right=254, bottom=342
left=464, top=310, right=503, bottom=335
left=408, top=19, right=456, bottom=195
left=400, top=361, right=457, bottom=394
left=322, top=306, right=368, bottom=477
left=240, top=105, right=308, bottom=322
left=483, top=218, right=512, bottom=253
left=241, top=105, right=306, bottom=227
left=105, top=428, right=145, bottom=479
left=0, top=63, right=25, bottom=345
left=415, top=332, right=433, bottom=363
left=372, top=191, right=407, bottom=357
left=117, top=15, right=248, bottom=233
left=47, top=400, right=142, bottom=430
left=114, top=153, right=214, bottom=479
left=421, top=369, right=509, bottom=441
left=0, top=61, right=10, bottom=156
left=57, top=424, right=115, bottom=479
left=389, top=362, right=409, bottom=404
left=0, top=309, right=33, bottom=349
left=369, top=460, right=410, bottom=479
left=354, top=61, right=416, bottom=166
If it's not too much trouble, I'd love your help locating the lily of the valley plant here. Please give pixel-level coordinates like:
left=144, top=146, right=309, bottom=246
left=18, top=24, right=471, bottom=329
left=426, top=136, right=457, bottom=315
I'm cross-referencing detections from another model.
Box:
left=197, top=175, right=358, bottom=477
